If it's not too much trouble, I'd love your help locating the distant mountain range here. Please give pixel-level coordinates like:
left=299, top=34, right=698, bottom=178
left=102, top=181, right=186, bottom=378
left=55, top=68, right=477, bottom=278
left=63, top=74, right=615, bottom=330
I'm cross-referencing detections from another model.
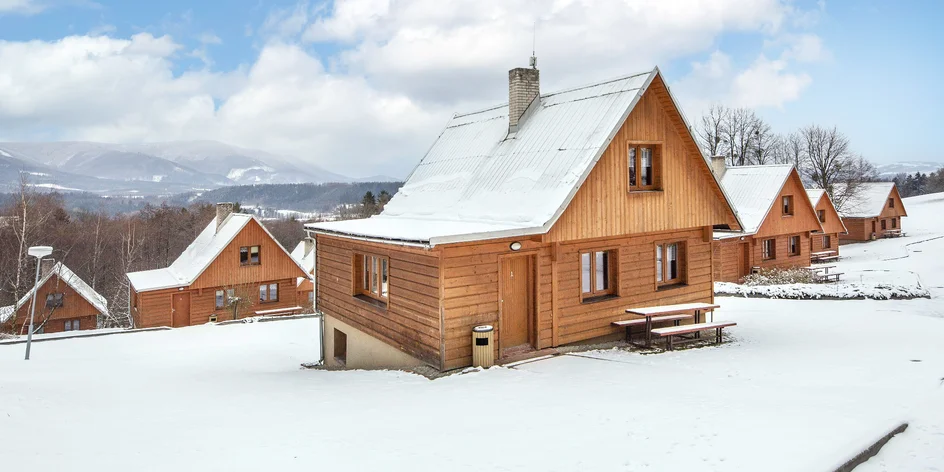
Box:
left=876, top=161, right=944, bottom=178
left=0, top=140, right=399, bottom=195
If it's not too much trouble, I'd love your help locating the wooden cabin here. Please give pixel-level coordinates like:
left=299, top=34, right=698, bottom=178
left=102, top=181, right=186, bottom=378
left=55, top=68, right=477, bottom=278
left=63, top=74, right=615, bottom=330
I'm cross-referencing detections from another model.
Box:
left=306, top=65, right=742, bottom=371
left=0, top=262, right=108, bottom=335
left=806, top=189, right=847, bottom=254
left=711, top=161, right=824, bottom=283
left=127, top=203, right=310, bottom=328
left=837, top=182, right=908, bottom=241
left=291, top=238, right=316, bottom=310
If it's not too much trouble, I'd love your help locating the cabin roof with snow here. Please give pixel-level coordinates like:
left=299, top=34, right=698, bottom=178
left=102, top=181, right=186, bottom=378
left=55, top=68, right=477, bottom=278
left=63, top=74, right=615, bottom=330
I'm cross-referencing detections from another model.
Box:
left=307, top=67, right=741, bottom=246
left=127, top=213, right=308, bottom=292
left=0, top=262, right=108, bottom=324
left=837, top=182, right=906, bottom=218
left=806, top=188, right=849, bottom=234
left=715, top=165, right=796, bottom=236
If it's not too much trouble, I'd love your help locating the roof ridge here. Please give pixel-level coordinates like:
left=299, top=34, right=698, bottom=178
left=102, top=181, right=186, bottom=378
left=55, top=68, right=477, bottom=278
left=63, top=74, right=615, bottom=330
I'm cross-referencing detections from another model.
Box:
left=452, top=69, right=654, bottom=120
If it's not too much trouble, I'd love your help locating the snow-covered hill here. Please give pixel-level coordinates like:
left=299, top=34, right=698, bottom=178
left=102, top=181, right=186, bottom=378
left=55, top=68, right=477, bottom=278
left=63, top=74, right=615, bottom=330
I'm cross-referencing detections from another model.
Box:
left=875, top=160, right=944, bottom=177
left=0, top=140, right=352, bottom=193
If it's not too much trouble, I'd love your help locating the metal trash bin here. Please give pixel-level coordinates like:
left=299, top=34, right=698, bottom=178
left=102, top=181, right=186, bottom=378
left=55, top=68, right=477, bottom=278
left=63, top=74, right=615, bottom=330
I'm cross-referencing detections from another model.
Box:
left=472, top=325, right=495, bottom=368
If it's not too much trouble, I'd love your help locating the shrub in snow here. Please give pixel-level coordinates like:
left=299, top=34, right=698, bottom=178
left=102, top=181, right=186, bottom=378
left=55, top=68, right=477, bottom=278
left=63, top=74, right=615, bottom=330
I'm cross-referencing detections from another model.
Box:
left=742, top=268, right=817, bottom=286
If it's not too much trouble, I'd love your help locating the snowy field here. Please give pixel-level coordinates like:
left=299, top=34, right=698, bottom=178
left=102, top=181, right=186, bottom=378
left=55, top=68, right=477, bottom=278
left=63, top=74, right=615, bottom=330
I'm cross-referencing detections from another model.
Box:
left=2, top=193, right=943, bottom=471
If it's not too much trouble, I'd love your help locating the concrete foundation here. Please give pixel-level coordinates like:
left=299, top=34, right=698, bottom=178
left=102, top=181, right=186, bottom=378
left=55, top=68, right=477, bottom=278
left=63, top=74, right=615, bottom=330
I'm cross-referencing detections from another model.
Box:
left=322, top=314, right=426, bottom=370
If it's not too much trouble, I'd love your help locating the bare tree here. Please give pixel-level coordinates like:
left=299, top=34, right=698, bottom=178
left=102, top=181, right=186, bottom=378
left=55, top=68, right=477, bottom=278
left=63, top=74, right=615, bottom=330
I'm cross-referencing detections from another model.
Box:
left=696, top=105, right=777, bottom=166
left=798, top=125, right=877, bottom=211
left=696, top=104, right=728, bottom=157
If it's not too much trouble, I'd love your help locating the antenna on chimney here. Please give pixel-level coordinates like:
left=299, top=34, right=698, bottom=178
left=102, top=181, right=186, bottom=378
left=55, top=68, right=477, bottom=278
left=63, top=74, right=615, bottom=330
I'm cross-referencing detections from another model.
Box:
left=529, top=21, right=537, bottom=69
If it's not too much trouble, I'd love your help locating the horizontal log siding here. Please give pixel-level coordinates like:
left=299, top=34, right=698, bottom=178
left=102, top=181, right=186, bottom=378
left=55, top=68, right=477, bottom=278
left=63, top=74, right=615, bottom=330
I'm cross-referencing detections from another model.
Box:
left=811, top=232, right=840, bottom=254
left=546, top=75, right=737, bottom=243
left=316, top=234, right=442, bottom=368
left=440, top=238, right=552, bottom=370
left=7, top=273, right=101, bottom=332
left=753, top=233, right=812, bottom=271
left=134, top=287, right=177, bottom=328
left=555, top=228, right=713, bottom=345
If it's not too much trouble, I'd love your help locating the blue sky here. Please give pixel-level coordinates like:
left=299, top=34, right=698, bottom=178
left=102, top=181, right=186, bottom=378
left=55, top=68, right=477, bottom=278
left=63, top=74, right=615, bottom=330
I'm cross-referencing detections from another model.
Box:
left=0, top=0, right=941, bottom=178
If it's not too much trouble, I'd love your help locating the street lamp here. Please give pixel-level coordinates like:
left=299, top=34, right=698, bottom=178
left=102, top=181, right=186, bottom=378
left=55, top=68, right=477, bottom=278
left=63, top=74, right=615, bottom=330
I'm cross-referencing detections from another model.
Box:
left=24, top=245, right=53, bottom=361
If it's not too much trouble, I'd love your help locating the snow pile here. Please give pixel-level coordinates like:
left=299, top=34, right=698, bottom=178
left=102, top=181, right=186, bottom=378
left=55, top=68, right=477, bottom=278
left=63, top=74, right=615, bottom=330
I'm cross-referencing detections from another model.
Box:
left=715, top=281, right=930, bottom=300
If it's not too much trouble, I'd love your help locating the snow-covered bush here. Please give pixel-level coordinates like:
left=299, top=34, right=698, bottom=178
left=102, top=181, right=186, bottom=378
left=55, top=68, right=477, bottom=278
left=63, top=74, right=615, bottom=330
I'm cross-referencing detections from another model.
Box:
left=742, top=268, right=817, bottom=286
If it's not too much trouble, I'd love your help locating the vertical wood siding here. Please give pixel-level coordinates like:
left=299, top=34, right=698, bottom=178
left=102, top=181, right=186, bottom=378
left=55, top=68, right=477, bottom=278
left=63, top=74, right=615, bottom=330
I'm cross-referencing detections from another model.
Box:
left=8, top=273, right=101, bottom=333
left=754, top=171, right=822, bottom=239
left=191, top=219, right=306, bottom=290
left=546, top=76, right=738, bottom=243
left=316, top=234, right=443, bottom=368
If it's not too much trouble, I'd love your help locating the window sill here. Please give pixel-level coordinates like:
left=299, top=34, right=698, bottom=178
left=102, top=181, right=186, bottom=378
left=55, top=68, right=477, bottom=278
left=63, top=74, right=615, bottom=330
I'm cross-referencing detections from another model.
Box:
left=354, top=294, right=388, bottom=310
left=581, top=294, right=619, bottom=304
left=657, top=283, right=688, bottom=292
left=628, top=189, right=663, bottom=194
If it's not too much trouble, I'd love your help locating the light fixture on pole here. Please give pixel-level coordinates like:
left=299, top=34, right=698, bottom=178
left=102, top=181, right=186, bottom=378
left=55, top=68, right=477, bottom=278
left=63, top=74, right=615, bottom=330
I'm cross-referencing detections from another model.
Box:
left=24, top=245, right=53, bottom=361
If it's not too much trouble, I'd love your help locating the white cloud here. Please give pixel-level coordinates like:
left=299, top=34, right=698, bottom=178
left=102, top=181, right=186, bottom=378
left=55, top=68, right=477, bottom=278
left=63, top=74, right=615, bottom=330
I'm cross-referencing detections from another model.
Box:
left=0, top=0, right=41, bottom=14
left=0, top=0, right=828, bottom=178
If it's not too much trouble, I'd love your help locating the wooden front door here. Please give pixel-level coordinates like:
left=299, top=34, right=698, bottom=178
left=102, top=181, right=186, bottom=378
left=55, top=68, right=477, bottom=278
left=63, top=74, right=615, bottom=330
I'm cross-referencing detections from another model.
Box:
left=738, top=242, right=751, bottom=279
left=500, top=255, right=533, bottom=350
left=172, top=292, right=191, bottom=328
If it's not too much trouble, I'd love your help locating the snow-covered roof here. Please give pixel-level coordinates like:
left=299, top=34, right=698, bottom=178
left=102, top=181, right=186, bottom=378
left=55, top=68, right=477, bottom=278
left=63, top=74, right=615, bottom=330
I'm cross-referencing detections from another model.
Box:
left=806, top=189, right=825, bottom=206
left=0, top=262, right=108, bottom=324
left=837, top=182, right=898, bottom=218
left=291, top=240, right=316, bottom=287
left=309, top=67, right=736, bottom=246
left=128, top=213, right=308, bottom=292
left=717, top=165, right=795, bottom=235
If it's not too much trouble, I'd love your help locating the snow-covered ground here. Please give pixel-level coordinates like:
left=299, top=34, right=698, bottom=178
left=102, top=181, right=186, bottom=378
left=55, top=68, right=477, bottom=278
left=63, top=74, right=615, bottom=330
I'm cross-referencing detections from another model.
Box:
left=1, top=193, right=943, bottom=471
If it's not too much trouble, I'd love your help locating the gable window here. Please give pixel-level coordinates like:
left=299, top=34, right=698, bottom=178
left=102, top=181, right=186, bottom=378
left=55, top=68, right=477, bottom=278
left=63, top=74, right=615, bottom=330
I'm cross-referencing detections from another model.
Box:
left=823, top=235, right=831, bottom=249
left=580, top=250, right=616, bottom=300
left=891, top=218, right=897, bottom=229
left=354, top=254, right=389, bottom=305
left=656, top=242, right=685, bottom=287
left=789, top=236, right=800, bottom=256
left=240, top=246, right=261, bottom=266
left=762, top=239, right=776, bottom=260
left=881, top=219, right=887, bottom=230
left=215, top=290, right=225, bottom=309
left=45, top=293, right=64, bottom=309
left=889, top=198, right=894, bottom=208
left=259, top=283, right=278, bottom=303
left=782, top=196, right=794, bottom=216
left=628, top=144, right=660, bottom=191
left=817, top=210, right=826, bottom=223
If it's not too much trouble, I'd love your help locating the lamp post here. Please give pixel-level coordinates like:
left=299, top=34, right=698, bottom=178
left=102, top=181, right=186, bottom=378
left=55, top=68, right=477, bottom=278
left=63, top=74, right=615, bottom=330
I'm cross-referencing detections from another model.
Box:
left=24, top=245, right=53, bottom=361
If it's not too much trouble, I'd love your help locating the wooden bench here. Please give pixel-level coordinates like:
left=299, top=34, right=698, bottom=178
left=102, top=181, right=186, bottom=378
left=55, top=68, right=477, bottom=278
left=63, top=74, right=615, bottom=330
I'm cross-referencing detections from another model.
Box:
left=651, top=321, right=737, bottom=350
left=253, top=306, right=304, bottom=317
left=612, top=314, right=692, bottom=342
left=883, top=230, right=903, bottom=238
left=816, top=272, right=843, bottom=283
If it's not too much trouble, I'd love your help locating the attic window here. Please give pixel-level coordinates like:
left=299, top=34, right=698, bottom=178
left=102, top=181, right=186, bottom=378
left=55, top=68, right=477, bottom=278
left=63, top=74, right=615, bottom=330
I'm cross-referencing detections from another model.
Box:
left=782, top=196, right=794, bottom=216
left=628, top=144, right=661, bottom=192
left=888, top=198, right=894, bottom=208
left=240, top=246, right=261, bottom=266
left=817, top=210, right=826, bottom=223
left=45, top=293, right=64, bottom=309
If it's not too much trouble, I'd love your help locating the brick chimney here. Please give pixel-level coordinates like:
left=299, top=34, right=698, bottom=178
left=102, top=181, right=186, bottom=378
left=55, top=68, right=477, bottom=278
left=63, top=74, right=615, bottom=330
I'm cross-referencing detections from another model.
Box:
left=710, top=155, right=727, bottom=178
left=216, top=202, right=235, bottom=233
left=508, top=57, right=540, bottom=133
left=40, top=259, right=56, bottom=279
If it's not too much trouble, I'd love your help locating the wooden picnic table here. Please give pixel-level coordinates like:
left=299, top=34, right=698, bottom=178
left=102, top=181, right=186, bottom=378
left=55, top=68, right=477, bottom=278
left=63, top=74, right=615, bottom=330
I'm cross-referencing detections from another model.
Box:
left=811, top=250, right=839, bottom=263
left=623, top=302, right=720, bottom=348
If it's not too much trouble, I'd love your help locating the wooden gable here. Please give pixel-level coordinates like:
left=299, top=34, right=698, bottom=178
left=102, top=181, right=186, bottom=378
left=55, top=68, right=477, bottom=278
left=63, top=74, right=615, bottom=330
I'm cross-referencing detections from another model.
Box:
left=879, top=185, right=908, bottom=219
left=812, top=192, right=847, bottom=235
left=190, top=218, right=307, bottom=290
left=546, top=73, right=739, bottom=243
left=755, top=169, right=822, bottom=238
left=13, top=273, right=99, bottom=323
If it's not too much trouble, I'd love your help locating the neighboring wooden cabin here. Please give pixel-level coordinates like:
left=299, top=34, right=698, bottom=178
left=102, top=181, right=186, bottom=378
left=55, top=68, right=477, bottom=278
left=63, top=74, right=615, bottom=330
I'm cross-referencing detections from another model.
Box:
left=291, top=238, right=316, bottom=310
left=1, top=262, right=108, bottom=335
left=127, top=203, right=310, bottom=328
left=307, top=65, right=742, bottom=371
left=712, top=161, right=824, bottom=283
left=806, top=189, right=847, bottom=254
left=837, top=182, right=908, bottom=241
